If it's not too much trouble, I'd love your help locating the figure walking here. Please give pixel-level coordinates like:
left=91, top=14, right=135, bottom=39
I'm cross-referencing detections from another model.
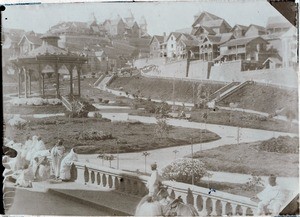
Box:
left=51, top=139, right=65, bottom=180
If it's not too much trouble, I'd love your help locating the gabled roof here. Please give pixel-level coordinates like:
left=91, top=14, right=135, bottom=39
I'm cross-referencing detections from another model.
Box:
left=125, top=21, right=139, bottom=29
left=149, top=35, right=165, bottom=45
left=18, top=33, right=43, bottom=46
left=246, top=24, right=267, bottom=32
left=220, top=36, right=268, bottom=47
left=179, top=39, right=200, bottom=47
left=230, top=24, right=248, bottom=32
left=110, top=18, right=124, bottom=26
left=25, top=44, right=68, bottom=57
left=266, top=16, right=293, bottom=29
left=202, top=19, right=228, bottom=28
left=194, top=11, right=222, bottom=20
left=178, top=33, right=195, bottom=41
left=166, top=32, right=182, bottom=41
left=263, top=57, right=282, bottom=65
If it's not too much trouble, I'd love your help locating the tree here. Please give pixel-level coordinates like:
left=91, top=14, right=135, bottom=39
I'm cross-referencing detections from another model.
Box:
left=155, top=118, right=172, bottom=139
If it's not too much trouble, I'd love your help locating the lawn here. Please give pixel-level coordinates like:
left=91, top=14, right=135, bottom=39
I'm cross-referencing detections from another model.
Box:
left=191, top=139, right=299, bottom=177
left=4, top=116, right=220, bottom=154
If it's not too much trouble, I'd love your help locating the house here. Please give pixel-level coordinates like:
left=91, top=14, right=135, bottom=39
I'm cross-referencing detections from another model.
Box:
left=266, top=16, right=293, bottom=35
left=103, top=17, right=126, bottom=36
left=166, top=32, right=182, bottom=58
left=199, top=33, right=234, bottom=61
left=149, top=35, right=165, bottom=58
left=217, top=36, right=269, bottom=70
left=139, top=16, right=148, bottom=35
left=192, top=11, right=223, bottom=27
left=192, top=26, right=216, bottom=39
left=176, top=34, right=200, bottom=59
left=230, top=24, right=248, bottom=38
left=125, top=21, right=140, bottom=38
left=95, top=50, right=109, bottom=72
left=18, top=31, right=43, bottom=55
left=263, top=57, right=282, bottom=69
left=245, top=24, right=267, bottom=37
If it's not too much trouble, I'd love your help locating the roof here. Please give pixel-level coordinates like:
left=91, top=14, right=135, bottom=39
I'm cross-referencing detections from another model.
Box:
left=266, top=16, right=293, bottom=29
left=230, top=24, right=248, bottom=32
left=19, top=33, right=43, bottom=46
left=26, top=44, right=68, bottom=56
left=220, top=36, right=268, bottom=47
left=194, top=11, right=222, bottom=20
left=125, top=21, right=139, bottom=29
left=263, top=57, right=282, bottom=65
left=195, top=26, right=216, bottom=35
left=149, top=35, right=164, bottom=45
left=166, top=32, right=182, bottom=41
left=175, top=27, right=192, bottom=34
left=180, top=39, right=199, bottom=47
left=246, top=24, right=267, bottom=32
left=110, top=18, right=124, bottom=26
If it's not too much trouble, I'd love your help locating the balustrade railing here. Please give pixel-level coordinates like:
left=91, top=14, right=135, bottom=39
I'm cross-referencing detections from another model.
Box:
left=72, top=162, right=258, bottom=216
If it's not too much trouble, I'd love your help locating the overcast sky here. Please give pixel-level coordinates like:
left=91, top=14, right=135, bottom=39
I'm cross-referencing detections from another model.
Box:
left=2, top=0, right=284, bottom=35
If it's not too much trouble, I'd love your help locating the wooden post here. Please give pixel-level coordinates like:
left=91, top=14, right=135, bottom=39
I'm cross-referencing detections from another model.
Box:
left=68, top=65, right=73, bottom=96
left=38, top=62, right=42, bottom=95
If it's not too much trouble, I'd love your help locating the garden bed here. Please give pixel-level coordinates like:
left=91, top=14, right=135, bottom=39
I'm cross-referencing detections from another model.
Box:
left=4, top=116, right=220, bottom=154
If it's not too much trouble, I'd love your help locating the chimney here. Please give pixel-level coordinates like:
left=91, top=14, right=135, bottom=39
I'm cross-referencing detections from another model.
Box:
left=163, top=32, right=167, bottom=42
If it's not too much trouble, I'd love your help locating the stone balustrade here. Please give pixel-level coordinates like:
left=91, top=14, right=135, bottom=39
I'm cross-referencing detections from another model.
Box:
left=72, top=162, right=258, bottom=216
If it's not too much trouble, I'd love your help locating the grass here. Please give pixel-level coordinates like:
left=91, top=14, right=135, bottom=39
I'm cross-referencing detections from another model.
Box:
left=190, top=109, right=298, bottom=133
left=4, top=116, right=220, bottom=154
left=191, top=141, right=299, bottom=177
left=109, top=75, right=224, bottom=103
left=218, top=83, right=298, bottom=117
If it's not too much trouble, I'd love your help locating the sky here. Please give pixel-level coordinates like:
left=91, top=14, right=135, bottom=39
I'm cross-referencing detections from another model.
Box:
left=2, top=0, right=284, bottom=35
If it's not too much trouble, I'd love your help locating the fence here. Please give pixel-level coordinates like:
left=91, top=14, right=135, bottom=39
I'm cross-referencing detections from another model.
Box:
left=73, top=162, right=258, bottom=216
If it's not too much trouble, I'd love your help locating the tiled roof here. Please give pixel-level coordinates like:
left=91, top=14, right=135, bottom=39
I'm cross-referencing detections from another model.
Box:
left=220, top=36, right=267, bottom=47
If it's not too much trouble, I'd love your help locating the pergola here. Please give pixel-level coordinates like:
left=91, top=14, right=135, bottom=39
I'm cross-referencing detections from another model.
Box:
left=10, top=33, right=88, bottom=98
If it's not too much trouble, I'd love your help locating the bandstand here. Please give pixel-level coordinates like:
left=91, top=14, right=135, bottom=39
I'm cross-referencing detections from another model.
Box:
left=10, top=33, right=88, bottom=99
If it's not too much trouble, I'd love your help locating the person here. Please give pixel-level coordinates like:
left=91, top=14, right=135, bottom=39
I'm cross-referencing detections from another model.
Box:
left=50, top=139, right=65, bottom=180
left=21, top=136, right=32, bottom=168
left=146, top=163, right=162, bottom=200
left=60, top=148, right=78, bottom=181
left=255, top=174, right=287, bottom=215
left=26, top=135, right=38, bottom=162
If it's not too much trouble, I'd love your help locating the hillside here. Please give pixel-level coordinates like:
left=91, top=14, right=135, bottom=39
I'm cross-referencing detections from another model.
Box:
left=109, top=75, right=225, bottom=103
left=217, top=83, right=298, bottom=116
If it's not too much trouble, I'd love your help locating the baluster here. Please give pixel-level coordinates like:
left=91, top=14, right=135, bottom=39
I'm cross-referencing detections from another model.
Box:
left=220, top=201, right=227, bottom=216
left=210, top=198, right=218, bottom=216
left=97, top=172, right=101, bottom=185
left=200, top=196, right=208, bottom=216
left=193, top=195, right=198, bottom=211
left=102, top=174, right=107, bottom=187
left=75, top=166, right=86, bottom=184
left=231, top=203, right=237, bottom=216
left=110, top=175, right=116, bottom=189
left=241, top=206, right=248, bottom=216
left=90, top=171, right=95, bottom=184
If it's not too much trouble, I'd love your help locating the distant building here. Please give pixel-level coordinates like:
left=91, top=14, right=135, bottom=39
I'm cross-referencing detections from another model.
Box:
left=244, top=24, right=267, bottom=37
left=103, top=17, right=126, bottom=36
left=18, top=31, right=43, bottom=55
left=230, top=24, right=248, bottom=38
left=217, top=36, right=269, bottom=70
left=176, top=33, right=200, bottom=59
left=266, top=16, right=293, bottom=35
left=149, top=35, right=165, bottom=58
left=166, top=32, right=182, bottom=58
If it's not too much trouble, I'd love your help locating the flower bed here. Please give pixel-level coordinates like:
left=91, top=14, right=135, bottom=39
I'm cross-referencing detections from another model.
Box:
left=10, top=97, right=62, bottom=106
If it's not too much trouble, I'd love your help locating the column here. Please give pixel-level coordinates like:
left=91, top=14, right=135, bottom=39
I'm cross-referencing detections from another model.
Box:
left=68, top=65, right=73, bottom=97
left=18, top=68, right=21, bottom=98
left=77, top=65, right=81, bottom=97
left=55, top=64, right=59, bottom=98
left=42, top=74, right=45, bottom=97
left=38, top=63, right=42, bottom=95
left=28, top=71, right=32, bottom=95
left=24, top=68, right=28, bottom=98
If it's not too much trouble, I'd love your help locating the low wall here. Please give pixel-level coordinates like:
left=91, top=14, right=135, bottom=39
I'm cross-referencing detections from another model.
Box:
left=188, top=60, right=211, bottom=80
left=134, top=58, right=165, bottom=69
left=73, top=162, right=258, bottom=216
left=210, top=60, right=242, bottom=82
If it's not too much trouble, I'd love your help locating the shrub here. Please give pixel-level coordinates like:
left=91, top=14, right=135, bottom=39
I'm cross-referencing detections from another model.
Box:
left=103, top=100, right=109, bottom=104
left=93, top=112, right=103, bottom=118
left=258, top=136, right=299, bottom=154
left=77, top=130, right=113, bottom=140
left=162, top=158, right=210, bottom=185
left=155, top=118, right=172, bottom=138
left=8, top=116, right=27, bottom=129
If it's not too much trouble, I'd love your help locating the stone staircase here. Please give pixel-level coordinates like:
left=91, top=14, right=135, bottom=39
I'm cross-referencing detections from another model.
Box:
left=207, top=81, right=254, bottom=108
left=61, top=95, right=84, bottom=112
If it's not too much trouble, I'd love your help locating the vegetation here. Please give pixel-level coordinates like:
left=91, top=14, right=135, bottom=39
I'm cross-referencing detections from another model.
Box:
left=162, top=158, right=210, bottom=185
left=192, top=140, right=299, bottom=177
left=257, top=136, right=299, bottom=154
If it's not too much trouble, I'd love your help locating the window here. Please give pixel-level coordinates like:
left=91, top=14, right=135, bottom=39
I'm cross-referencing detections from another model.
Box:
left=171, top=44, right=173, bottom=48
left=171, top=36, right=174, bottom=40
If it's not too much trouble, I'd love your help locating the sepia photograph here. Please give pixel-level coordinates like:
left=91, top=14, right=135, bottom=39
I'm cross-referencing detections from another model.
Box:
left=1, top=0, right=299, bottom=216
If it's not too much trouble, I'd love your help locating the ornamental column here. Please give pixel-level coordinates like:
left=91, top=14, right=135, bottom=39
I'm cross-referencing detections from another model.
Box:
left=18, top=68, right=22, bottom=98
left=77, top=65, right=82, bottom=97
left=24, top=68, right=28, bottom=98
left=67, top=64, right=74, bottom=97
left=28, top=70, right=32, bottom=96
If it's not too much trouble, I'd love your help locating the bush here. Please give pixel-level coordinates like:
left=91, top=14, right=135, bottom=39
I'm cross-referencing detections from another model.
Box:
left=103, top=100, right=109, bottom=104
left=162, top=158, right=210, bottom=185
left=155, top=118, right=172, bottom=138
left=258, top=136, right=299, bottom=154
left=77, top=130, right=113, bottom=140
left=93, top=112, right=103, bottom=118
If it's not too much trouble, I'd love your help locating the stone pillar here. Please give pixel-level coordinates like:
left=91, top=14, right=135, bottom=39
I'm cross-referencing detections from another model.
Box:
left=18, top=68, right=22, bottom=98
left=42, top=74, right=45, bottom=97
left=55, top=64, right=60, bottom=98
left=28, top=71, right=32, bottom=95
left=24, top=68, right=28, bottom=98
left=77, top=65, right=81, bottom=97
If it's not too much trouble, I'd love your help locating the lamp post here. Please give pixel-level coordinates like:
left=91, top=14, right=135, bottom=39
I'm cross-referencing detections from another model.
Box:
left=142, top=151, right=150, bottom=173
left=173, top=149, right=179, bottom=159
